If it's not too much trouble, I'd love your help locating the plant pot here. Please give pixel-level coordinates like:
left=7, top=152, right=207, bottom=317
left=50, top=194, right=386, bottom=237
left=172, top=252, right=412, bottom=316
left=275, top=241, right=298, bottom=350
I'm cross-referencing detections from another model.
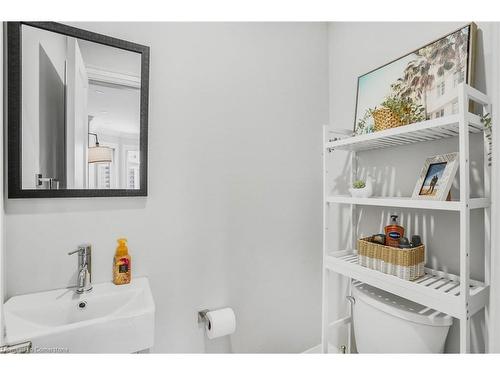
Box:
left=349, top=176, right=373, bottom=198
left=349, top=187, right=372, bottom=198
left=372, top=107, right=403, bottom=132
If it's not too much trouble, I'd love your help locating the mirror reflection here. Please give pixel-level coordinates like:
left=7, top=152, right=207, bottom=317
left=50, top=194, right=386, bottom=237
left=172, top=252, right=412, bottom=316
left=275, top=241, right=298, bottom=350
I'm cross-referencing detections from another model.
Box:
left=21, top=24, right=142, bottom=190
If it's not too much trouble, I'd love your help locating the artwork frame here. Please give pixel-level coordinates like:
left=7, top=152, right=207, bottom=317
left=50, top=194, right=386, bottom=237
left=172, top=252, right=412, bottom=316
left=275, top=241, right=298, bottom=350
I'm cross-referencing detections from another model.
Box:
left=354, top=23, right=477, bottom=136
left=412, top=153, right=459, bottom=201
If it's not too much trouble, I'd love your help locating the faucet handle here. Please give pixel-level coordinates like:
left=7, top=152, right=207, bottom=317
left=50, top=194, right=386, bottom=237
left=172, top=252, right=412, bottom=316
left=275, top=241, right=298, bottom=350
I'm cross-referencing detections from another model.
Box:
left=68, top=244, right=92, bottom=256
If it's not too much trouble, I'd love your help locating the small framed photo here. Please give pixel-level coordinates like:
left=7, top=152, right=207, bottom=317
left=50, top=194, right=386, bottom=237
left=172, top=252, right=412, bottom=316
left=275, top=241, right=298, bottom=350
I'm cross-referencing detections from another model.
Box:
left=412, top=153, right=459, bottom=200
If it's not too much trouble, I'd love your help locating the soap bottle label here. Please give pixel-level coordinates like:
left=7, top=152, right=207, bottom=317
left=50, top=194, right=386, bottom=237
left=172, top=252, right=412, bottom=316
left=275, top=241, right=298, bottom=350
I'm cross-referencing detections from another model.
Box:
left=119, top=264, right=129, bottom=273
left=388, top=232, right=401, bottom=240
left=114, top=257, right=131, bottom=284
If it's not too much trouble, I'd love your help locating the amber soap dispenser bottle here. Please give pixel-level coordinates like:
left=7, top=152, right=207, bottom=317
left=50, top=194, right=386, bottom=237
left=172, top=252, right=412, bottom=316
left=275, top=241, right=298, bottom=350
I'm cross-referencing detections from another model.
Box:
left=385, top=215, right=405, bottom=247
left=113, top=238, right=131, bottom=285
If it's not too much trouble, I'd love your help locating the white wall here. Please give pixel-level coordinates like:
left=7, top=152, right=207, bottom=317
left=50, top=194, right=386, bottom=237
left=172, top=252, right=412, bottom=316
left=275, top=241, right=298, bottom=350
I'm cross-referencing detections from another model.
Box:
left=327, top=22, right=497, bottom=353
left=4, top=23, right=328, bottom=353
left=9, top=21, right=495, bottom=354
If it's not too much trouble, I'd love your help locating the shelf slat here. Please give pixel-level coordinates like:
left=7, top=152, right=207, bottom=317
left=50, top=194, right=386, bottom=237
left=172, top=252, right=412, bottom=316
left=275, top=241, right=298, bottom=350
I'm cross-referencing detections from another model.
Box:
left=326, top=113, right=484, bottom=152
left=324, top=250, right=488, bottom=318
left=326, top=196, right=489, bottom=211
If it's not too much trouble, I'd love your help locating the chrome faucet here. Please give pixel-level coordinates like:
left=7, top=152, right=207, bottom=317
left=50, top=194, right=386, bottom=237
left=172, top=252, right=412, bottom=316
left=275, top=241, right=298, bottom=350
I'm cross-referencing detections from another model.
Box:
left=68, top=244, right=92, bottom=293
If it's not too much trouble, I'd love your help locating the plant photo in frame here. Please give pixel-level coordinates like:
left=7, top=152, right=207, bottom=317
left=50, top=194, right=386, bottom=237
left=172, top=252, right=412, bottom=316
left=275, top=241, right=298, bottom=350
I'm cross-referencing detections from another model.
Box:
left=412, top=153, right=459, bottom=201
left=354, top=23, right=476, bottom=135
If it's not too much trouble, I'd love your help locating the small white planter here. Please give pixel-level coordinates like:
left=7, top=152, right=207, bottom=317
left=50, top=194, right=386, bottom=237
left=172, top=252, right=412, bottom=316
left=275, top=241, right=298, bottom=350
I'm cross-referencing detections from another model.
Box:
left=349, top=176, right=373, bottom=198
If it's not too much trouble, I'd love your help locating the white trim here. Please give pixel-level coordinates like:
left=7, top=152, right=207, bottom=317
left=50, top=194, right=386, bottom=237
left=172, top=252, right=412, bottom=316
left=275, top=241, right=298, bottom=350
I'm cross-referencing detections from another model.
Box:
left=94, top=127, right=139, bottom=139
left=86, top=65, right=141, bottom=89
left=303, top=343, right=338, bottom=354
left=329, top=316, right=351, bottom=329
left=302, top=344, right=323, bottom=354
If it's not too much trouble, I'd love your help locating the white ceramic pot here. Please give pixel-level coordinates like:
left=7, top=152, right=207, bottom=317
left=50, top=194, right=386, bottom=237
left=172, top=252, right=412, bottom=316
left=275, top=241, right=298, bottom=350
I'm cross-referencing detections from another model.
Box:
left=349, top=176, right=373, bottom=198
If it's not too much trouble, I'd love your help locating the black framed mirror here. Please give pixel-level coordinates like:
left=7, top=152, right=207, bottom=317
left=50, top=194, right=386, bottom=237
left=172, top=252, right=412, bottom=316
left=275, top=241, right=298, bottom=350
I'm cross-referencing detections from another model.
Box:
left=6, top=22, right=149, bottom=198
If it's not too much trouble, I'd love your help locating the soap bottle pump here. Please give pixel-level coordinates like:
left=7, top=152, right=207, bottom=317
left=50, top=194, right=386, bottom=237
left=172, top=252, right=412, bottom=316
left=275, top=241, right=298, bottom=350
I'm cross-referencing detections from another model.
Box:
left=385, top=215, right=405, bottom=247
left=113, top=238, right=131, bottom=285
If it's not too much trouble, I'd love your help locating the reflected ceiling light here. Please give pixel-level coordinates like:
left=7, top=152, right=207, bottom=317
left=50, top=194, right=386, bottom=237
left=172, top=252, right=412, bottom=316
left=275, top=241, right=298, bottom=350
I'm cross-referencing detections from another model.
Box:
left=88, top=132, right=113, bottom=163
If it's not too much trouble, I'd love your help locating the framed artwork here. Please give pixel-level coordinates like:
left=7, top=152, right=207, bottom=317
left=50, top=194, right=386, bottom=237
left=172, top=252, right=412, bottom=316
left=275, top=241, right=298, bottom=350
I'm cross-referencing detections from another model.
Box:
left=354, top=23, right=477, bottom=135
left=412, top=153, right=459, bottom=201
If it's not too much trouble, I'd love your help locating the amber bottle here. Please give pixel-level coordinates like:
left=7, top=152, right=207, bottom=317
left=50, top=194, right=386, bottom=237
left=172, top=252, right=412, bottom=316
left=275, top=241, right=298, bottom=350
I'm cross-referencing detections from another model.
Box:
left=385, top=215, right=405, bottom=247
left=113, top=238, right=131, bottom=285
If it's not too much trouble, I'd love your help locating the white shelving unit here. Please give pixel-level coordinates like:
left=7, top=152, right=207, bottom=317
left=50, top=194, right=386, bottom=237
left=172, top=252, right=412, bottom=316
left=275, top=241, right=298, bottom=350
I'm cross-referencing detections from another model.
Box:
left=321, top=84, right=491, bottom=354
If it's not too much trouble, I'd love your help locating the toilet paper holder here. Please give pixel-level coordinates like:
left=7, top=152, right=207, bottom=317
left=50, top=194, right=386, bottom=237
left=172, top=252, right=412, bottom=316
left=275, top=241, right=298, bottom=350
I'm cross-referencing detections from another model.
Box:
left=198, top=309, right=210, bottom=325
left=198, top=307, right=236, bottom=339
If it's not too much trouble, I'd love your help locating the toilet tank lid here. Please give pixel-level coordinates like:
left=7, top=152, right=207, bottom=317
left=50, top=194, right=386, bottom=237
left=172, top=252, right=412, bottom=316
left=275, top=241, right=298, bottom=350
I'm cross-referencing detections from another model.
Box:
left=352, top=283, right=453, bottom=327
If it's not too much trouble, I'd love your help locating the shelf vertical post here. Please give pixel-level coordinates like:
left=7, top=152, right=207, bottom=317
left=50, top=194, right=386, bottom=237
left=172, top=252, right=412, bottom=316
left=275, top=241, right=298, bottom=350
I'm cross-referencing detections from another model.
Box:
left=483, top=95, right=492, bottom=353
left=458, top=83, right=471, bottom=353
left=347, top=150, right=357, bottom=353
left=321, top=125, right=330, bottom=353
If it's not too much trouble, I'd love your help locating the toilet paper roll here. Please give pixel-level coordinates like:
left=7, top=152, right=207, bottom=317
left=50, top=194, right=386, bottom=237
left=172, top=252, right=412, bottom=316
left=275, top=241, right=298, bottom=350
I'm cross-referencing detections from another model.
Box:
left=205, top=307, right=236, bottom=339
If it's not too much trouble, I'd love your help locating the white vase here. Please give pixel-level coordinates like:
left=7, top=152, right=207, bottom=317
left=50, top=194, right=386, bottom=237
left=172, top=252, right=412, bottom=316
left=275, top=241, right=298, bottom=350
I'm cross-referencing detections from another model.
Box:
left=349, top=176, right=373, bottom=198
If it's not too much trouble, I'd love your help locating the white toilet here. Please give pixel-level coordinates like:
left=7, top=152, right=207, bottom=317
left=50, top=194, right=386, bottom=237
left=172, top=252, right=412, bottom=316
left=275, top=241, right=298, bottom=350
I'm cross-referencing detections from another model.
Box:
left=351, top=283, right=453, bottom=353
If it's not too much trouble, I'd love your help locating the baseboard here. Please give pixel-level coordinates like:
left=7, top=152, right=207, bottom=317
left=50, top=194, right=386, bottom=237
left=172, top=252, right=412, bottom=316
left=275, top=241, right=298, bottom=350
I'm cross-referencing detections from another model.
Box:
left=302, top=343, right=338, bottom=353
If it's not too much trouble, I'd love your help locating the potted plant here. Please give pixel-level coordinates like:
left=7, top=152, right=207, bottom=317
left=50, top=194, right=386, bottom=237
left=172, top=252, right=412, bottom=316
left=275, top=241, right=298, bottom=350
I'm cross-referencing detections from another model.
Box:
left=349, top=176, right=373, bottom=198
left=356, top=96, right=425, bottom=135
left=481, top=113, right=492, bottom=166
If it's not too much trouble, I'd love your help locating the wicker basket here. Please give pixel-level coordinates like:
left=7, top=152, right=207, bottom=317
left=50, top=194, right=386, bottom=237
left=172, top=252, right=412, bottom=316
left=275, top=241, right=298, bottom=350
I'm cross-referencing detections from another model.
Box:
left=357, top=237, right=425, bottom=281
left=372, top=107, right=403, bottom=132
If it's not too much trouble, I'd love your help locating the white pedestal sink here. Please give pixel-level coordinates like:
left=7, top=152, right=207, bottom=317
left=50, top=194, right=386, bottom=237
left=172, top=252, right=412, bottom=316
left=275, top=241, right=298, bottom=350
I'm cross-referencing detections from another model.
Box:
left=4, top=277, right=155, bottom=353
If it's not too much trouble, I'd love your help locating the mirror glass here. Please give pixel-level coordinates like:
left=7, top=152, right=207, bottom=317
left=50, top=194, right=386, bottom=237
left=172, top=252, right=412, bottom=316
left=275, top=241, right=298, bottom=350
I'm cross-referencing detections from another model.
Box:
left=20, top=24, right=142, bottom=190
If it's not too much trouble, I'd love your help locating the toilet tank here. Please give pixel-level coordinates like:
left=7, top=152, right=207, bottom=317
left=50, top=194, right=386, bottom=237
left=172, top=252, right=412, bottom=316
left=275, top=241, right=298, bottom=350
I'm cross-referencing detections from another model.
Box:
left=352, top=283, right=452, bottom=353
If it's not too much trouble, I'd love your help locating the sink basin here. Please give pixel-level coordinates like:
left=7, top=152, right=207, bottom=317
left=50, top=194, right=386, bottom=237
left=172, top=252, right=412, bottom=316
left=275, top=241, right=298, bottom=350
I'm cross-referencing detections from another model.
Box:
left=4, top=277, right=155, bottom=353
